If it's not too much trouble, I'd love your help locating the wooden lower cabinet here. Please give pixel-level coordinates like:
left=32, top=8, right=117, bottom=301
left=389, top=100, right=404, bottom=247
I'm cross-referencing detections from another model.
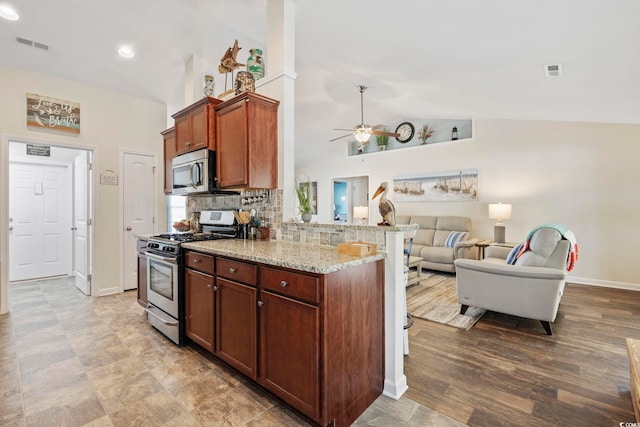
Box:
left=137, top=253, right=147, bottom=307
left=184, top=268, right=215, bottom=352
left=136, top=238, right=148, bottom=308
left=183, top=251, right=384, bottom=427
left=259, top=291, right=319, bottom=420
left=214, top=277, right=257, bottom=379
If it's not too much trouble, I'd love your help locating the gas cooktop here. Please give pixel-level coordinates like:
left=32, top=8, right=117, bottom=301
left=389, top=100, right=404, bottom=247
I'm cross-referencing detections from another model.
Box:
left=151, top=232, right=235, bottom=244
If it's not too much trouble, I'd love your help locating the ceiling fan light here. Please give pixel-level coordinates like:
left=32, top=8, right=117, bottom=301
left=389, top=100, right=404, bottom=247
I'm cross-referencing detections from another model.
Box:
left=354, top=130, right=371, bottom=143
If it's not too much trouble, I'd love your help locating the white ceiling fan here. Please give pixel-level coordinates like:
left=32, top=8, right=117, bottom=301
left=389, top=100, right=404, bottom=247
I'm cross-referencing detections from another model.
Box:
left=330, top=85, right=399, bottom=147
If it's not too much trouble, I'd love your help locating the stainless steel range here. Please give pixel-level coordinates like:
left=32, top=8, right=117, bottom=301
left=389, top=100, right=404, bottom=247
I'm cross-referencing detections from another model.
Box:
left=145, top=210, right=237, bottom=345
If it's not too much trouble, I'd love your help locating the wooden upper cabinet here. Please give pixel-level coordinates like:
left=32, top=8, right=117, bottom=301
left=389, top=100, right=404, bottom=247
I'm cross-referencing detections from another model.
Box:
left=215, top=92, right=279, bottom=189
left=161, top=127, right=175, bottom=194
left=172, top=97, right=222, bottom=155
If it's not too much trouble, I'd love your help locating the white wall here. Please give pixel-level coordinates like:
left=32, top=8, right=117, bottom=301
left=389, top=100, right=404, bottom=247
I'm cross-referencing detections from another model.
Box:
left=0, top=65, right=167, bottom=304
left=297, top=118, right=640, bottom=288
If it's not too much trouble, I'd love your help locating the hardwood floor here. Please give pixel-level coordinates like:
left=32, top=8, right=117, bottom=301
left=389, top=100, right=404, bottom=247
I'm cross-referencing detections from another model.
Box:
left=404, top=282, right=640, bottom=426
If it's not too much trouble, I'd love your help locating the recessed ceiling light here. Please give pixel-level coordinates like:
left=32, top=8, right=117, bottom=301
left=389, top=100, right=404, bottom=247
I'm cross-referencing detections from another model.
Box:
left=0, top=5, right=19, bottom=21
left=118, top=46, right=134, bottom=59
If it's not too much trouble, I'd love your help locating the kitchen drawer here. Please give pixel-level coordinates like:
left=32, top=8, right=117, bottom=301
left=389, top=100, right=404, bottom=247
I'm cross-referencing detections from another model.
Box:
left=260, top=267, right=320, bottom=305
left=185, top=251, right=214, bottom=274
left=216, top=257, right=257, bottom=286
left=137, top=239, right=148, bottom=254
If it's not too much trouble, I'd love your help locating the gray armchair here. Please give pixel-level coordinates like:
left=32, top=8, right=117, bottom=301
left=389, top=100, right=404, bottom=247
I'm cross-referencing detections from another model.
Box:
left=454, top=227, right=571, bottom=335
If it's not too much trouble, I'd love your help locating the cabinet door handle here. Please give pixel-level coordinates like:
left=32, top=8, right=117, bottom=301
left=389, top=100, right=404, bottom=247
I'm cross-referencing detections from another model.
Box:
left=207, top=284, right=212, bottom=289
left=213, top=285, right=218, bottom=291
left=186, top=141, right=191, bottom=146
left=193, top=258, right=200, bottom=263
left=229, top=267, right=236, bottom=273
left=257, top=300, right=263, bottom=307
left=280, top=280, right=288, bottom=288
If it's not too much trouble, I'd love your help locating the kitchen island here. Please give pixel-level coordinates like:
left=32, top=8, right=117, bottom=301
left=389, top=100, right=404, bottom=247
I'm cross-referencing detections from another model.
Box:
left=181, top=238, right=385, bottom=273
left=180, top=239, right=385, bottom=427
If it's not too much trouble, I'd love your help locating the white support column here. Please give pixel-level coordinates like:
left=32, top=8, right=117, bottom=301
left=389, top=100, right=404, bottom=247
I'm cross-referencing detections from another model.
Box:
left=383, top=230, right=408, bottom=399
left=259, top=0, right=297, bottom=225
left=184, top=54, right=204, bottom=106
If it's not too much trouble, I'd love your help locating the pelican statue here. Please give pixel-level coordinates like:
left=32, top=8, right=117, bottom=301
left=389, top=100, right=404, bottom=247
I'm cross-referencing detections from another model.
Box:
left=372, top=182, right=396, bottom=226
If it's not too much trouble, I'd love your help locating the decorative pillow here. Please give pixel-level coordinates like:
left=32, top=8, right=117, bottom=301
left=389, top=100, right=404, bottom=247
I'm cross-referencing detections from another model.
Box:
left=506, top=243, right=524, bottom=265
left=444, top=231, right=467, bottom=248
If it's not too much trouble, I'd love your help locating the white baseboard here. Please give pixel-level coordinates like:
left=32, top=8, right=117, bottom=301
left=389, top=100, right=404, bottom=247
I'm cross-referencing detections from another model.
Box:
left=567, top=275, right=640, bottom=291
left=97, top=286, right=121, bottom=296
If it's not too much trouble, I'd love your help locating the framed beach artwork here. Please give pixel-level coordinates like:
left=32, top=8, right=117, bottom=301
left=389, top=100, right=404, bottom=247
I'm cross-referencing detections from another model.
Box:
left=393, top=169, right=478, bottom=202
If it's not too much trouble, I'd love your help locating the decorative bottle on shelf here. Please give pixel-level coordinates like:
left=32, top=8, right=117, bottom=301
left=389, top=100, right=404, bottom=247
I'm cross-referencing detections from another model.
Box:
left=189, top=212, right=200, bottom=233
left=235, top=71, right=255, bottom=95
left=246, top=48, right=264, bottom=80
left=203, top=74, right=215, bottom=97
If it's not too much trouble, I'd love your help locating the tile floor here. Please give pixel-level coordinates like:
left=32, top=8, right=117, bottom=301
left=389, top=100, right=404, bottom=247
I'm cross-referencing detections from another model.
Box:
left=0, top=276, right=464, bottom=426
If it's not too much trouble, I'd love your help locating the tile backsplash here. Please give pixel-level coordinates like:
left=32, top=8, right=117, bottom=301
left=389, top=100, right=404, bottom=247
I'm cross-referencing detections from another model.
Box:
left=185, top=189, right=400, bottom=249
left=186, top=189, right=282, bottom=237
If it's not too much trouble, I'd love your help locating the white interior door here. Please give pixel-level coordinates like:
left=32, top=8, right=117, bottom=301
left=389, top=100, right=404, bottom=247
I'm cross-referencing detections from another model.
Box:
left=9, top=162, right=72, bottom=281
left=73, top=152, right=91, bottom=295
left=123, top=152, right=155, bottom=291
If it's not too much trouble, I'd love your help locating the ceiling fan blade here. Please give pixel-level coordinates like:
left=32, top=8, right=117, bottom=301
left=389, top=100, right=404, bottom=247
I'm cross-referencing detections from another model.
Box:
left=333, top=128, right=355, bottom=131
left=329, top=133, right=354, bottom=142
left=371, top=130, right=400, bottom=137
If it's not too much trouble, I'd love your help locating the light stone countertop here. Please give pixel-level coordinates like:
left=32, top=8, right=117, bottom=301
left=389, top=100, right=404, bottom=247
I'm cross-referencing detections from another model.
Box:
left=181, top=239, right=386, bottom=274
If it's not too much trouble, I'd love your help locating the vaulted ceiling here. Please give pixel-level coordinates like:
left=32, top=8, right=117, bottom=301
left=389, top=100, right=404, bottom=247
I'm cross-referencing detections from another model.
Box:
left=1, top=0, right=638, bottom=164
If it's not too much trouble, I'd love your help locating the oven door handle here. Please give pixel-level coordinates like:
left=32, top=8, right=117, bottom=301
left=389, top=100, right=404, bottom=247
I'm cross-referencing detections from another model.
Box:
left=145, top=307, right=179, bottom=326
left=146, top=251, right=178, bottom=264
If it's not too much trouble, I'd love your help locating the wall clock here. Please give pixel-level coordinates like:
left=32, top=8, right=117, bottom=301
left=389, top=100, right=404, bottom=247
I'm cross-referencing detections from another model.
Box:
left=395, top=122, right=414, bottom=143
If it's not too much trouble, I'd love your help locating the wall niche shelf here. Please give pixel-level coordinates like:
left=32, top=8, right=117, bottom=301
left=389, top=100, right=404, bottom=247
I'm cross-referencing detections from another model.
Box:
left=348, top=118, right=473, bottom=157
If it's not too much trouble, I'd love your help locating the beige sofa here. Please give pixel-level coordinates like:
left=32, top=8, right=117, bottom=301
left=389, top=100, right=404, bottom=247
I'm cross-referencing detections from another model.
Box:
left=396, top=215, right=478, bottom=273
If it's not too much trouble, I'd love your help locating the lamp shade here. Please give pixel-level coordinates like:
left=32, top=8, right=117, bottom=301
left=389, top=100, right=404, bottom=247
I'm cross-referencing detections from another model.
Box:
left=354, top=206, right=369, bottom=219
left=488, top=203, right=512, bottom=221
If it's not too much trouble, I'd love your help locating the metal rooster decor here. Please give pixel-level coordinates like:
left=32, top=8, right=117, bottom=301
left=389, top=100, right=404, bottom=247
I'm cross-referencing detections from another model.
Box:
left=372, top=182, right=396, bottom=226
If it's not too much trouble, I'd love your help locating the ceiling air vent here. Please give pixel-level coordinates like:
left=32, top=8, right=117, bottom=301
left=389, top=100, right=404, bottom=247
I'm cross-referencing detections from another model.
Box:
left=15, top=36, right=33, bottom=47
left=544, top=64, right=563, bottom=77
left=15, top=36, right=49, bottom=51
left=33, top=41, right=49, bottom=51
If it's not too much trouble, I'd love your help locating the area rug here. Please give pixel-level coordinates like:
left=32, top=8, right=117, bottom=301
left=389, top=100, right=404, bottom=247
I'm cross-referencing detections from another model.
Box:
left=406, top=272, right=485, bottom=330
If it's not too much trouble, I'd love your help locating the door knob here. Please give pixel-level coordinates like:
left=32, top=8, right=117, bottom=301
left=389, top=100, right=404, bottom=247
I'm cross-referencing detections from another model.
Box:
left=8, top=226, right=13, bottom=231
left=71, top=227, right=78, bottom=231
left=126, top=226, right=132, bottom=231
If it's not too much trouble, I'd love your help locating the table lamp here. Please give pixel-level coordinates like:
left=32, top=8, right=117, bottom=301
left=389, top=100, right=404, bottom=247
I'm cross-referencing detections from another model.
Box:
left=353, top=206, right=369, bottom=225
left=488, top=202, right=512, bottom=243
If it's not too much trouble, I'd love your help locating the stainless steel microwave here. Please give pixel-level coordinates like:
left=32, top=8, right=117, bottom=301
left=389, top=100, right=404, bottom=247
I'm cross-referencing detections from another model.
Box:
left=171, top=148, right=216, bottom=195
